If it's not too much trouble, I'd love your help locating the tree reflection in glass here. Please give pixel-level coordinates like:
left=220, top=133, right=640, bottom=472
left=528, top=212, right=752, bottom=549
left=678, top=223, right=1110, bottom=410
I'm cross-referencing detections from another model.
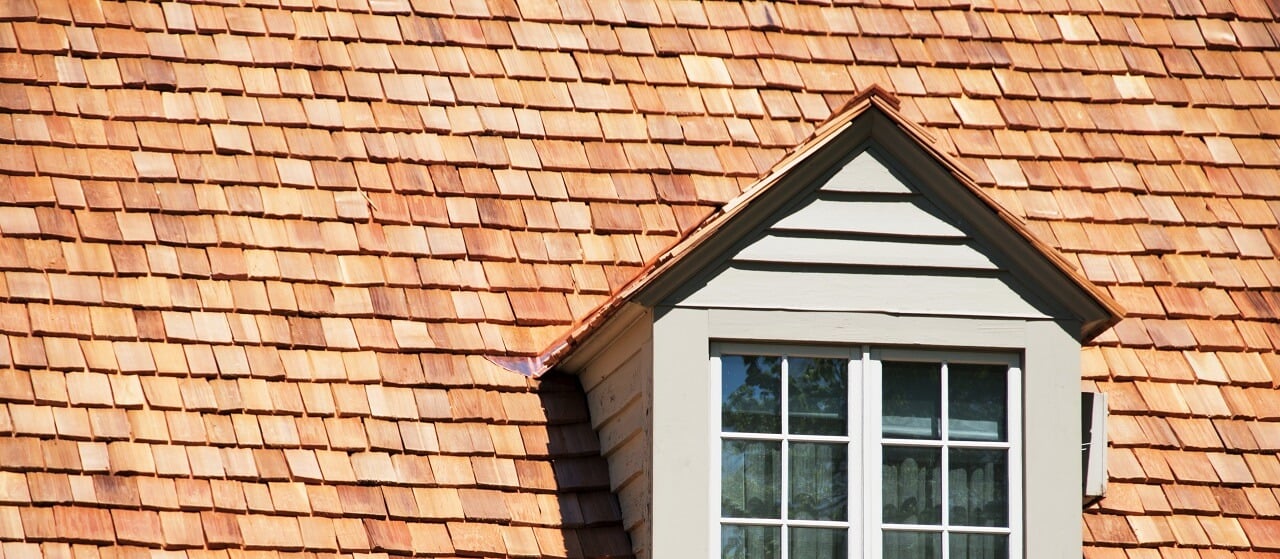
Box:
left=789, top=358, right=847, bottom=436
left=948, top=364, right=1007, bottom=442
left=882, top=361, right=940, bottom=439
left=884, top=531, right=941, bottom=559
left=722, top=525, right=780, bottom=559
left=722, top=440, right=781, bottom=519
left=790, top=527, right=846, bottom=559
left=722, top=355, right=782, bottom=434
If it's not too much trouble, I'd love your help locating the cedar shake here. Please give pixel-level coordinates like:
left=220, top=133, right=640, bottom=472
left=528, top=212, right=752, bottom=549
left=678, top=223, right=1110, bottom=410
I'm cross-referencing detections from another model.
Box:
left=2, top=0, right=1280, bottom=557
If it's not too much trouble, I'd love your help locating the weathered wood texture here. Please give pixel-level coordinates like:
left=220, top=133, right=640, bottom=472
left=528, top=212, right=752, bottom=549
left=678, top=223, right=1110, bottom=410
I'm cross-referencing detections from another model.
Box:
left=577, top=315, right=653, bottom=559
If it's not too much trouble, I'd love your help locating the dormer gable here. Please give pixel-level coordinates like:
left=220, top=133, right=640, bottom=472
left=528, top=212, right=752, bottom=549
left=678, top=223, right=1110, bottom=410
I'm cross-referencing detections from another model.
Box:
left=626, top=91, right=1121, bottom=343
left=547, top=89, right=1123, bottom=559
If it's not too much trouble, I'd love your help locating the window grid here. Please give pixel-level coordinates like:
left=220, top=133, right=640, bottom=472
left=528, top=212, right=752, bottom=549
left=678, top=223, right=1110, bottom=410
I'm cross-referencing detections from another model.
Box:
left=719, top=354, right=855, bottom=558
left=716, top=347, right=1021, bottom=559
left=879, top=361, right=1017, bottom=556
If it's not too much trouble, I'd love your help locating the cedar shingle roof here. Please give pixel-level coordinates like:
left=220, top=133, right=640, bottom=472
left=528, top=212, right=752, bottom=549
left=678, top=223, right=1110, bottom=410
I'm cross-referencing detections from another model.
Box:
left=3, top=0, right=1280, bottom=556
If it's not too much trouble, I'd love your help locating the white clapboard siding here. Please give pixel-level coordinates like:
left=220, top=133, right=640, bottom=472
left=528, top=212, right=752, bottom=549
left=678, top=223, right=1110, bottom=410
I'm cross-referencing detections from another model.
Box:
left=820, top=149, right=914, bottom=194
left=735, top=235, right=999, bottom=270
left=680, top=266, right=1049, bottom=319
left=772, top=196, right=967, bottom=238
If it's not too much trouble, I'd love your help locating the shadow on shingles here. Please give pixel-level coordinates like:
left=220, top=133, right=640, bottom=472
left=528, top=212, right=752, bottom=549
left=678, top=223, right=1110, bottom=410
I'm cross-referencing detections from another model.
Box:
left=534, top=372, right=634, bottom=559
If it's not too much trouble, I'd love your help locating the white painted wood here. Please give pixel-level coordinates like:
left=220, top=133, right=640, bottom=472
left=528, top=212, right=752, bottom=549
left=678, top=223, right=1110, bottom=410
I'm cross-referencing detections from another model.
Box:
left=773, top=196, right=966, bottom=238
left=850, top=350, right=866, bottom=559
left=1083, top=392, right=1108, bottom=499
left=735, top=235, right=998, bottom=270
left=820, top=150, right=914, bottom=194
left=652, top=307, right=712, bottom=559
left=876, top=348, right=1020, bottom=365
left=708, top=353, right=722, bottom=559
left=1008, top=363, right=1025, bottom=559
left=682, top=266, right=1049, bottom=319
left=1024, top=320, right=1082, bottom=559
left=713, top=343, right=855, bottom=359
left=861, top=347, right=878, bottom=559
left=708, top=310, right=1027, bottom=349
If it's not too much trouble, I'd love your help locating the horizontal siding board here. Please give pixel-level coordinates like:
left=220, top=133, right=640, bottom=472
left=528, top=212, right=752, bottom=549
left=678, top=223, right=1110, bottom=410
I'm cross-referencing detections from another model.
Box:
left=604, top=434, right=648, bottom=490
left=630, top=521, right=651, bottom=559
left=772, top=196, right=966, bottom=238
left=575, top=311, right=650, bottom=391
left=708, top=310, right=1029, bottom=349
left=596, top=397, right=645, bottom=457
left=579, top=345, right=641, bottom=396
left=679, top=265, right=1049, bottom=318
left=819, top=150, right=914, bottom=194
left=618, top=478, right=650, bottom=535
left=585, top=352, right=646, bottom=429
left=735, top=234, right=998, bottom=270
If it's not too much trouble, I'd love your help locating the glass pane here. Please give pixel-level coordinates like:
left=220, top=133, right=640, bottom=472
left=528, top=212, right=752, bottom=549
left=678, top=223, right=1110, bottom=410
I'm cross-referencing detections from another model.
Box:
left=790, top=527, right=846, bottom=559
left=882, top=446, right=941, bottom=525
left=722, top=355, right=782, bottom=434
left=949, top=448, right=1009, bottom=527
left=722, top=440, right=781, bottom=518
left=882, top=361, right=940, bottom=439
left=722, top=525, right=780, bottom=559
left=949, top=364, right=1008, bottom=442
left=789, top=443, right=847, bottom=521
left=883, top=531, right=941, bottom=559
left=789, top=357, right=848, bottom=435
left=950, top=533, right=1008, bottom=559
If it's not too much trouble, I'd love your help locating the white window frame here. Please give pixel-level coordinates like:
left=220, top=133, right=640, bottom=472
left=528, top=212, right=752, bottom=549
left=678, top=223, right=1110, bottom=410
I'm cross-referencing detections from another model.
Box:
left=710, top=344, right=1022, bottom=559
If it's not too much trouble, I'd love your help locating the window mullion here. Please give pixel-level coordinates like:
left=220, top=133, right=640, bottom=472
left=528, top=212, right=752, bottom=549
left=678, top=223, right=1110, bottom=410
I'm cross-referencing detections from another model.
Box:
left=863, top=347, right=879, bottom=559
left=1009, top=364, right=1024, bottom=558
left=847, top=349, right=859, bottom=559
left=941, top=360, right=950, bottom=559
left=710, top=354, right=720, bottom=559
left=780, top=355, right=789, bottom=559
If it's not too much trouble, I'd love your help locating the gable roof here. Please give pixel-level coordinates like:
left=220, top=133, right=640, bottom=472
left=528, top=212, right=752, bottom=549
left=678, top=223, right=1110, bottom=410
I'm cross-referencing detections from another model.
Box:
left=521, top=87, right=1124, bottom=377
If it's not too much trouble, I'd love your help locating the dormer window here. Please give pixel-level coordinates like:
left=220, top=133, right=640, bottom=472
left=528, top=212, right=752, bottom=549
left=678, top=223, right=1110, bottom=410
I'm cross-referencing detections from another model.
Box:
left=555, top=91, right=1122, bottom=559
left=714, top=348, right=1020, bottom=559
